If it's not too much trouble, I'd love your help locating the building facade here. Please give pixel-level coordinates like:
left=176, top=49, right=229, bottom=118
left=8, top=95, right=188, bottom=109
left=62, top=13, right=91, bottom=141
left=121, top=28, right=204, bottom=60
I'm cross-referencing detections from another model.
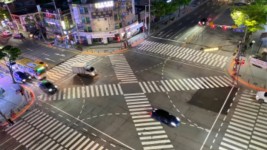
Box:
left=40, top=8, right=74, bottom=39
left=69, top=0, right=143, bottom=44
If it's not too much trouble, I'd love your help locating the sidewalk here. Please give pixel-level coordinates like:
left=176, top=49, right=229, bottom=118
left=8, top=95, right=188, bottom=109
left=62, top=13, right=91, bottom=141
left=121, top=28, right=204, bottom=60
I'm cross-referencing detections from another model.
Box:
left=0, top=72, right=35, bottom=127
left=227, top=29, right=267, bottom=92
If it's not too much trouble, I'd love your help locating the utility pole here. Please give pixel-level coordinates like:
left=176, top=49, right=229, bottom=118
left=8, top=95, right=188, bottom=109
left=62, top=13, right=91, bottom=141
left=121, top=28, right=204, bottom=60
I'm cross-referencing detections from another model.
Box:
left=148, top=0, right=151, bottom=35
left=4, top=4, right=13, bottom=31
left=36, top=5, right=46, bottom=41
left=52, top=0, right=64, bottom=36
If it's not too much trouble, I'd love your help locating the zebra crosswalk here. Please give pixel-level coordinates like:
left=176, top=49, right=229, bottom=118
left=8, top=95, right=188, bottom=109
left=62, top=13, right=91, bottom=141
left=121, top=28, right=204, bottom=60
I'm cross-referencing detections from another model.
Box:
left=137, top=41, right=229, bottom=69
left=40, top=75, right=233, bottom=101
left=40, top=84, right=124, bottom=101
left=47, top=55, right=97, bottom=82
left=219, top=90, right=267, bottom=150
left=139, top=75, right=232, bottom=93
left=5, top=109, right=109, bottom=150
left=109, top=54, right=138, bottom=84
left=124, top=93, right=174, bottom=150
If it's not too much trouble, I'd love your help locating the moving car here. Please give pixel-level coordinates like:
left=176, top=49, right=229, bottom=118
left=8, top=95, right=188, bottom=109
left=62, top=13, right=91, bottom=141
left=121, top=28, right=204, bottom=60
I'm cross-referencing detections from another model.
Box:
left=198, top=18, right=208, bottom=26
left=256, top=91, right=267, bottom=104
left=13, top=71, right=32, bottom=83
left=150, top=108, right=180, bottom=127
left=39, top=80, right=58, bottom=94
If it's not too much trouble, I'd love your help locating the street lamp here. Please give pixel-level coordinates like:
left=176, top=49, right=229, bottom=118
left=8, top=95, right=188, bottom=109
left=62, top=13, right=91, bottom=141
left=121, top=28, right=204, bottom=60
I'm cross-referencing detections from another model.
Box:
left=250, top=40, right=255, bottom=53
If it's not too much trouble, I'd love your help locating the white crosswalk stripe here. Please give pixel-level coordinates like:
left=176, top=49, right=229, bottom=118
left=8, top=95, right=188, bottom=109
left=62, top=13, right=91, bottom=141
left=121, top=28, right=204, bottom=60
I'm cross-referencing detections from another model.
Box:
left=219, top=90, right=267, bottom=150
left=47, top=55, right=97, bottom=82
left=40, top=76, right=228, bottom=99
left=124, top=93, right=174, bottom=150
left=138, top=41, right=229, bottom=69
left=109, top=54, right=138, bottom=83
left=140, top=76, right=231, bottom=93
left=5, top=109, right=108, bottom=150
left=41, top=84, right=122, bottom=101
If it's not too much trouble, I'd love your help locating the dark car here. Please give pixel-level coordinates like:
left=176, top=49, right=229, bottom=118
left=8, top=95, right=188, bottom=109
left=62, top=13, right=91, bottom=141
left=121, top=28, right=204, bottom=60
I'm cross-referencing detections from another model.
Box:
left=198, top=18, right=208, bottom=26
left=13, top=33, right=25, bottom=39
left=150, top=108, right=180, bottom=127
left=39, top=80, right=58, bottom=94
left=13, top=71, right=32, bottom=83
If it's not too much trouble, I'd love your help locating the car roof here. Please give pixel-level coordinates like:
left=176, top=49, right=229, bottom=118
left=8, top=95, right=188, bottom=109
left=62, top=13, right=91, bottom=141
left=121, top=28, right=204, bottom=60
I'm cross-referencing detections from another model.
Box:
left=154, top=109, right=169, bottom=116
left=15, top=71, right=25, bottom=75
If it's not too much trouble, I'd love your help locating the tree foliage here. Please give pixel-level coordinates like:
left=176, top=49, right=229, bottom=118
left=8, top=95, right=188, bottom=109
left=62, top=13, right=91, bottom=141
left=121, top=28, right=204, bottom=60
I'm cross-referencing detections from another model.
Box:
left=0, top=9, right=10, bottom=20
left=0, top=45, right=21, bottom=83
left=231, top=3, right=267, bottom=33
left=152, top=0, right=180, bottom=17
left=0, top=45, right=21, bottom=61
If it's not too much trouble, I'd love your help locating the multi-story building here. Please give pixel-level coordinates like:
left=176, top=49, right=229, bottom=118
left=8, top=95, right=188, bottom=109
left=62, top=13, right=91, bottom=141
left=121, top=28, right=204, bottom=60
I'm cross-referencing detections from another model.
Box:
left=69, top=0, right=143, bottom=44
left=39, top=2, right=74, bottom=39
left=0, top=0, right=38, bottom=31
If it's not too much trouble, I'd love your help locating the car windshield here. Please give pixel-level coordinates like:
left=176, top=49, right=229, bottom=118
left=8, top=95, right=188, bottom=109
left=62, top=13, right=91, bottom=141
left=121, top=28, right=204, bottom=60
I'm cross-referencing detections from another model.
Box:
left=264, top=92, right=267, bottom=97
left=16, top=72, right=27, bottom=78
left=43, top=82, right=54, bottom=88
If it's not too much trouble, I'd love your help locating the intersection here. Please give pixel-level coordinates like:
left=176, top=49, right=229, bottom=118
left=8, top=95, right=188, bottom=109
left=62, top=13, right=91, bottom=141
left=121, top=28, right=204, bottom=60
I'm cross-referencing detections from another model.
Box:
left=1, top=1, right=267, bottom=150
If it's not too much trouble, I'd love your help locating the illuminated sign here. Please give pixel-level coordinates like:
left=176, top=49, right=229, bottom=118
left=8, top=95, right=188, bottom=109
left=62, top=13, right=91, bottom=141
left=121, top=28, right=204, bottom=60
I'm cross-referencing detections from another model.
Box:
left=95, top=1, right=114, bottom=9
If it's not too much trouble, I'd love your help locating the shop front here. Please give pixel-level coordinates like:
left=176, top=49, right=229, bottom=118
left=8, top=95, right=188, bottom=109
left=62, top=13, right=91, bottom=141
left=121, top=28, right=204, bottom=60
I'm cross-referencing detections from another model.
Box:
left=76, top=21, right=143, bottom=45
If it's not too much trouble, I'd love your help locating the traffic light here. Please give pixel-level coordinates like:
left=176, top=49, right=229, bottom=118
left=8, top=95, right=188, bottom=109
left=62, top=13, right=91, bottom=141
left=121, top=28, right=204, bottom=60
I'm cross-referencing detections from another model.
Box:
left=234, top=58, right=239, bottom=65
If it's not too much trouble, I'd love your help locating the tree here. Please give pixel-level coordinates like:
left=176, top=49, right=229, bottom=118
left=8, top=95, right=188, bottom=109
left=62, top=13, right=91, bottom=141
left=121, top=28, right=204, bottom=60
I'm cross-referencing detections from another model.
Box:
left=0, top=45, right=22, bottom=83
left=231, top=3, right=267, bottom=42
left=177, top=0, right=190, bottom=17
left=0, top=9, right=10, bottom=21
left=152, top=0, right=180, bottom=18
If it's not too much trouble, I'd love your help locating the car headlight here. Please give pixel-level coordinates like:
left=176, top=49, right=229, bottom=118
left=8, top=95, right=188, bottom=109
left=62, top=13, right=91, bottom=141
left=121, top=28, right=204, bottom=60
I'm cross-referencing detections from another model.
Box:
left=256, top=95, right=259, bottom=99
left=54, top=85, right=58, bottom=88
left=22, top=79, right=26, bottom=82
left=28, top=76, right=32, bottom=79
left=48, top=89, right=52, bottom=92
left=170, top=122, right=177, bottom=127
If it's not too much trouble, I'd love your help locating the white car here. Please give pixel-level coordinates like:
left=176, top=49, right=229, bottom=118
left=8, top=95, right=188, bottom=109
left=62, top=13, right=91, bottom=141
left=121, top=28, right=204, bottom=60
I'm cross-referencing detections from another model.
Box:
left=256, top=91, right=267, bottom=104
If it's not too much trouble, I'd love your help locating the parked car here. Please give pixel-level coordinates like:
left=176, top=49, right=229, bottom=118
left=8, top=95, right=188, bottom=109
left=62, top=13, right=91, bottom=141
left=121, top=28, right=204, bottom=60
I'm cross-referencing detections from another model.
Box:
left=39, top=80, right=58, bottom=94
left=256, top=91, right=267, bottom=104
left=150, top=108, right=180, bottom=127
left=1, top=30, right=12, bottom=37
left=13, top=33, right=25, bottom=39
left=13, top=71, right=32, bottom=83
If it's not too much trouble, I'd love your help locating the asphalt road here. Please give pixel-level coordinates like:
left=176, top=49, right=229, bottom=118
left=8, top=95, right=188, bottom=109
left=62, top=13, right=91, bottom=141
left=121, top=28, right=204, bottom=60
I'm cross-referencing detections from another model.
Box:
left=17, top=47, right=235, bottom=150
left=2, top=37, right=78, bottom=68
left=1, top=1, right=262, bottom=150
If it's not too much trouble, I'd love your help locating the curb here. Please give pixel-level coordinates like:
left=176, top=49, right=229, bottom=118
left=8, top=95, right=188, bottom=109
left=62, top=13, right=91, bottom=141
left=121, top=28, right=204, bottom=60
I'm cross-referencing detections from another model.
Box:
left=228, top=58, right=267, bottom=92
left=131, top=39, right=145, bottom=47
left=0, top=85, right=35, bottom=127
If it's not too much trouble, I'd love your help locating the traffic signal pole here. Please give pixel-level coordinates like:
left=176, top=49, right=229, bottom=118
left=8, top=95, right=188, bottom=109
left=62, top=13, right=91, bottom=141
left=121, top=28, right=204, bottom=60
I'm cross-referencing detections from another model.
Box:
left=234, top=26, right=248, bottom=85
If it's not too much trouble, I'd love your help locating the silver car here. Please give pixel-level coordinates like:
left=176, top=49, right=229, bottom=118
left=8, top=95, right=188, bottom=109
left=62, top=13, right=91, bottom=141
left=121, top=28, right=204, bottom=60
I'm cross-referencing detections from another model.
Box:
left=256, top=91, right=267, bottom=104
